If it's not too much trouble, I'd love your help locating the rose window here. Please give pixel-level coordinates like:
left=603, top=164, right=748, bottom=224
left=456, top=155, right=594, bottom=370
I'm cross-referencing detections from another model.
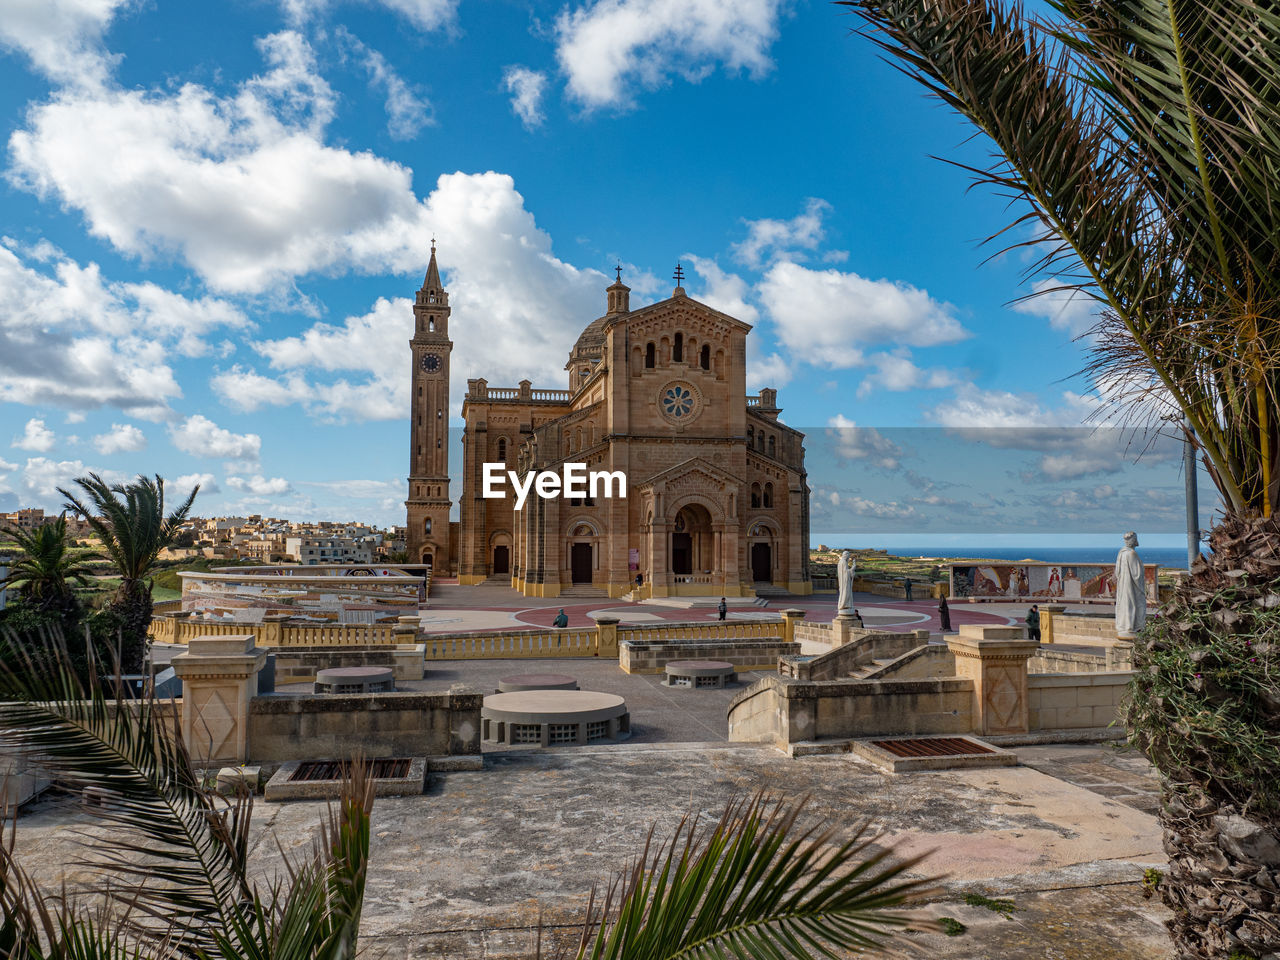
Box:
left=663, top=386, right=694, bottom=418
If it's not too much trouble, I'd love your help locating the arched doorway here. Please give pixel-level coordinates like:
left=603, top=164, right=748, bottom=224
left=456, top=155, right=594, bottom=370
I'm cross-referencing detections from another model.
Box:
left=751, top=542, right=772, bottom=583
left=671, top=503, right=713, bottom=576
left=571, top=543, right=593, bottom=583
left=492, top=545, right=510, bottom=574
left=421, top=551, right=433, bottom=568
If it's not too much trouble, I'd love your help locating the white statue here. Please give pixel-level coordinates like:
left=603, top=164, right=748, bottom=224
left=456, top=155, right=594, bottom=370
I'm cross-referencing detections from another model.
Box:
left=1114, top=531, right=1146, bottom=639
left=836, top=550, right=856, bottom=615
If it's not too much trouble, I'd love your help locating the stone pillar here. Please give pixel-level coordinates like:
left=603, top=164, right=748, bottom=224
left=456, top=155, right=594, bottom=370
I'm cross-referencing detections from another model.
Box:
left=595, top=616, right=619, bottom=657
left=1039, top=604, right=1066, bottom=644
left=170, top=635, right=266, bottom=767
left=831, top=614, right=860, bottom=646
left=259, top=614, right=287, bottom=648
left=394, top=615, right=422, bottom=642
left=946, top=625, right=1039, bottom=736
left=780, top=608, right=805, bottom=644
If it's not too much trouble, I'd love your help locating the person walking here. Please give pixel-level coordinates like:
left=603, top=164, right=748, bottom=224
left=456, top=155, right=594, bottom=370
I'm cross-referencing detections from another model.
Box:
left=717, top=597, right=727, bottom=621
left=553, top=608, right=568, bottom=628
left=939, top=596, right=952, bottom=632
left=1026, top=604, right=1041, bottom=642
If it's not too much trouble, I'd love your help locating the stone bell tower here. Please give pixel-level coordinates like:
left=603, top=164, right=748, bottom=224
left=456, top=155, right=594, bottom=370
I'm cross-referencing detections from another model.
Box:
left=405, top=242, right=453, bottom=568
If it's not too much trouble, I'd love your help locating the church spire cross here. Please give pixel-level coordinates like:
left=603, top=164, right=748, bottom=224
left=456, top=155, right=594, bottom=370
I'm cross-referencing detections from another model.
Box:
left=673, top=262, right=684, bottom=287
left=615, top=264, right=622, bottom=282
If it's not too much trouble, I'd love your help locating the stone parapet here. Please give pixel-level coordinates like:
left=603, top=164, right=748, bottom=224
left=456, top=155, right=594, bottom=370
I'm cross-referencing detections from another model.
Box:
left=170, top=635, right=266, bottom=766
left=619, top=638, right=796, bottom=674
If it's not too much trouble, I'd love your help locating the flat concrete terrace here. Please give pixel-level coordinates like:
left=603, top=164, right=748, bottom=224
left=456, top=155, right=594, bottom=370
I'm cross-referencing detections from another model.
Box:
left=12, top=740, right=1172, bottom=958
left=278, top=656, right=762, bottom=746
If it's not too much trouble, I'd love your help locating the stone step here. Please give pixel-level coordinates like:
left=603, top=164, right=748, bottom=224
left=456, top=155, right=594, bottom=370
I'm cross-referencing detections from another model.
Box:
left=846, top=658, right=896, bottom=680
left=559, top=585, right=608, bottom=598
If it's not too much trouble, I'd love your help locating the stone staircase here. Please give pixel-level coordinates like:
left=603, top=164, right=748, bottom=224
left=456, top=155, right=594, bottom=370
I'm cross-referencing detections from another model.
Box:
left=844, top=657, right=899, bottom=680
left=559, top=584, right=608, bottom=598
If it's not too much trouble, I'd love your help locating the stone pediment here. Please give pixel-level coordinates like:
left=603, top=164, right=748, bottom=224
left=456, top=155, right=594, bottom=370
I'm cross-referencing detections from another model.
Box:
left=636, top=457, right=743, bottom=493
left=599, top=295, right=752, bottom=345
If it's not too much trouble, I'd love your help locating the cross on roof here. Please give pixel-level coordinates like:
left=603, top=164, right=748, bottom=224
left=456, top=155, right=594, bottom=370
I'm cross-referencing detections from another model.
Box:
left=673, top=262, right=685, bottom=286
left=615, top=264, right=622, bottom=282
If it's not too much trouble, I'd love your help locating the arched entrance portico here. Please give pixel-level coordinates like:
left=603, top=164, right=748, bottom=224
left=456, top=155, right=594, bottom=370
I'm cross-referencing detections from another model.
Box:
left=671, top=503, right=713, bottom=576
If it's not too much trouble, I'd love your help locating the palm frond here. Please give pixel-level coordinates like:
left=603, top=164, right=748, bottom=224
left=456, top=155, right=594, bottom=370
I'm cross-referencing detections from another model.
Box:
left=0, top=631, right=252, bottom=956
left=575, top=793, right=937, bottom=960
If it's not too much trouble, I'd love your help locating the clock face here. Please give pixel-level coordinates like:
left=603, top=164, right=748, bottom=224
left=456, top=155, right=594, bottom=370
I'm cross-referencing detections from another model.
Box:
left=421, top=353, right=441, bottom=372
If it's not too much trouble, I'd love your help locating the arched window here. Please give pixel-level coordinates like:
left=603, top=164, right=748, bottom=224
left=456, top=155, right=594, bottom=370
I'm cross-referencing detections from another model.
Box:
left=497, top=437, right=507, bottom=462
left=645, top=342, right=655, bottom=368
left=747, top=426, right=754, bottom=447
left=751, top=482, right=761, bottom=509
left=757, top=433, right=765, bottom=452
left=424, top=518, right=432, bottom=534
left=700, top=344, right=710, bottom=370
left=764, top=483, right=774, bottom=508
left=768, top=435, right=776, bottom=457
left=428, top=318, right=434, bottom=332
left=673, top=332, right=684, bottom=363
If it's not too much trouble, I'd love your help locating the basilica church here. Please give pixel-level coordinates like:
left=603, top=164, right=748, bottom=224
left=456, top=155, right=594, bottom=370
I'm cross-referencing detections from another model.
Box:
left=405, top=247, right=811, bottom=598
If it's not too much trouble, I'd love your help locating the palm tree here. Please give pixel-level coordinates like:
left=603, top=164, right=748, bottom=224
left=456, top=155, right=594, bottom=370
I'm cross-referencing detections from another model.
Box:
left=1, top=516, right=99, bottom=616
left=0, top=629, right=938, bottom=960
left=59, top=474, right=198, bottom=674
left=837, top=0, right=1280, bottom=955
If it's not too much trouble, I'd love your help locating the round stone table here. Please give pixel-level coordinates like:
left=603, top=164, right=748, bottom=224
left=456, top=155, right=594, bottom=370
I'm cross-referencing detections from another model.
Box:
left=497, top=672, right=579, bottom=693
left=664, top=660, right=737, bottom=689
left=314, top=666, right=396, bottom=694
left=482, top=690, right=630, bottom=746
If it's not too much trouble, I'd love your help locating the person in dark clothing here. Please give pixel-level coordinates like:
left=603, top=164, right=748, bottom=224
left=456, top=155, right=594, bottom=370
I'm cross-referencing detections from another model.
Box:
left=904, top=579, right=914, bottom=601
left=851, top=608, right=864, bottom=627
left=939, top=596, right=952, bottom=632
left=717, top=597, right=727, bottom=621
left=1026, top=604, right=1041, bottom=642
left=553, top=609, right=568, bottom=628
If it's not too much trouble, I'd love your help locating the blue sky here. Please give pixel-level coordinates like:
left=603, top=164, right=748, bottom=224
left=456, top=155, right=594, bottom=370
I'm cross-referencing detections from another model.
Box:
left=0, top=0, right=1211, bottom=542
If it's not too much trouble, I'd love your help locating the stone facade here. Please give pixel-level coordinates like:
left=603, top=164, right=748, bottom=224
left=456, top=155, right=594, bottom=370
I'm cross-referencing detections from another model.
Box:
left=433, top=261, right=809, bottom=597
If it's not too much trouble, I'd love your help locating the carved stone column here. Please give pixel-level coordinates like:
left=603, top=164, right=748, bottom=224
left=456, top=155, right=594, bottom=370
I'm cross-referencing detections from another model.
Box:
left=171, top=635, right=266, bottom=767
left=946, top=625, right=1038, bottom=736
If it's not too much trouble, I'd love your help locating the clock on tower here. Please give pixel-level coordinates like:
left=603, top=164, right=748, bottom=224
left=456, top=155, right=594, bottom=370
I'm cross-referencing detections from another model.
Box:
left=405, top=243, right=453, bottom=569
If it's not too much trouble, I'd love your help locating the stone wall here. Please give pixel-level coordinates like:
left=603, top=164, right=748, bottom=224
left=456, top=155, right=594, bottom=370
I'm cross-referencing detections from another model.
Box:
left=271, top=644, right=425, bottom=683
left=780, top=631, right=924, bottom=680
left=869, top=643, right=956, bottom=680
left=1042, top=611, right=1120, bottom=646
left=1031, top=645, right=1133, bottom=673
left=619, top=639, right=797, bottom=674
left=248, top=690, right=481, bottom=765
left=727, top=675, right=975, bottom=747
left=1027, top=673, right=1132, bottom=730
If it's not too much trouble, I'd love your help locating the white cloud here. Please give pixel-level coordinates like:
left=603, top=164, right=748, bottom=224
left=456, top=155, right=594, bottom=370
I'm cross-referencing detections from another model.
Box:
left=0, top=241, right=244, bottom=416
left=92, top=422, right=146, bottom=454
left=280, top=0, right=457, bottom=31
left=13, top=418, right=55, bottom=452
left=555, top=0, right=785, bottom=109
left=65, top=411, right=86, bottom=424
left=856, top=350, right=958, bottom=398
left=0, top=0, right=130, bottom=86
left=171, top=472, right=218, bottom=500
left=338, top=29, right=432, bottom=139
left=503, top=66, right=547, bottom=129
left=685, top=256, right=759, bottom=324
left=8, top=31, right=436, bottom=294
left=226, top=474, right=293, bottom=495
left=758, top=262, right=968, bottom=368
left=169, top=415, right=262, bottom=461
left=733, top=199, right=830, bottom=269
left=0, top=457, right=18, bottom=472
left=20, top=457, right=125, bottom=503
left=1013, top=279, right=1099, bottom=337
left=212, top=171, right=609, bottom=420
left=826, top=415, right=902, bottom=470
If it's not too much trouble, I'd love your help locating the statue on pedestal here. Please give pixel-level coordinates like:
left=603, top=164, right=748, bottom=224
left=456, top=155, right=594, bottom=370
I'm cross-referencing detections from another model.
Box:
left=1114, top=531, right=1147, bottom=639
left=837, top=550, right=856, bottom=616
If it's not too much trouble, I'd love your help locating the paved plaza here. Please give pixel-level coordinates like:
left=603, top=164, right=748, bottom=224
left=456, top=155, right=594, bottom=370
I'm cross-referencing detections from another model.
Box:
left=15, top=737, right=1172, bottom=959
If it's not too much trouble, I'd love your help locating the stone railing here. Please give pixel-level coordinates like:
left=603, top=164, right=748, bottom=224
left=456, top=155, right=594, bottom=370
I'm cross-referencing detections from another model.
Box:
left=150, top=613, right=799, bottom=663
left=532, top=389, right=572, bottom=402
left=421, top=627, right=600, bottom=660
left=618, top=618, right=784, bottom=643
